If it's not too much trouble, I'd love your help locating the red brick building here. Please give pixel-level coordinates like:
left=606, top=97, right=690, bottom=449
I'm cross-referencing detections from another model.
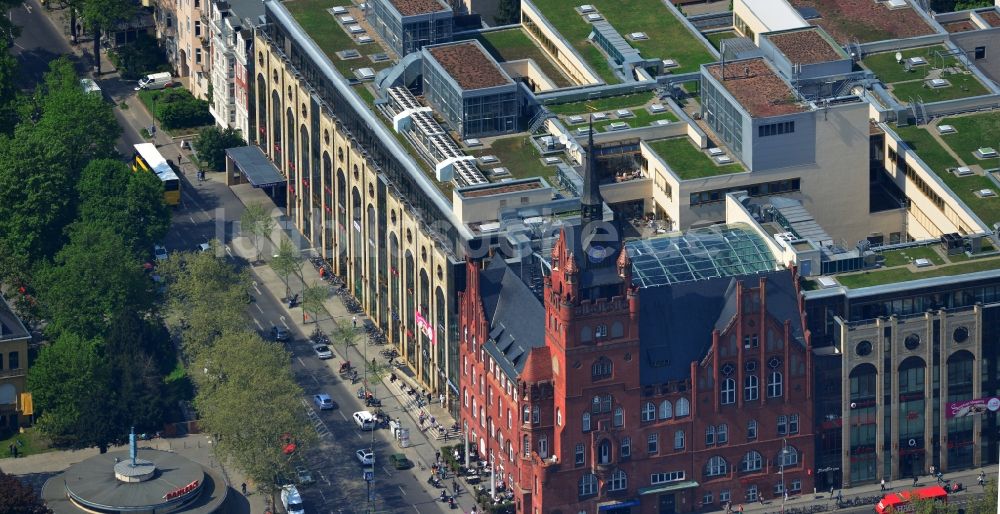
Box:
left=457, top=133, right=815, bottom=514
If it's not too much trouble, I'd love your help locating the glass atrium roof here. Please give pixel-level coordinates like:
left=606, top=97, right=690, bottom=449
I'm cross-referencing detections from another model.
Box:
left=626, top=223, right=778, bottom=288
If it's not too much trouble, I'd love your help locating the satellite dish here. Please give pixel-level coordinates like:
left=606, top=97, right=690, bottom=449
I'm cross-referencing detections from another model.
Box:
left=895, top=52, right=903, bottom=63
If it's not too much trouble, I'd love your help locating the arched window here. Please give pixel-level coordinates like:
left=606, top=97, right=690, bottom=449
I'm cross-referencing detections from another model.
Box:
left=531, top=405, right=540, bottom=424
left=592, top=396, right=602, bottom=414
left=659, top=400, right=673, bottom=419
left=741, top=450, right=763, bottom=472
left=620, top=436, right=631, bottom=457
left=675, top=398, right=690, bottom=417
left=641, top=402, right=656, bottom=421
left=674, top=430, right=685, bottom=450
left=579, top=474, right=598, bottom=496
left=705, top=456, right=728, bottom=476
left=575, top=443, right=585, bottom=465
left=721, top=378, right=736, bottom=405
left=522, top=434, right=529, bottom=457
left=768, top=371, right=783, bottom=398
left=598, top=439, right=611, bottom=464
left=614, top=407, right=624, bottom=427
left=556, top=408, right=562, bottom=426
left=464, top=388, right=469, bottom=408
left=779, top=446, right=799, bottom=467
left=705, top=425, right=716, bottom=446
left=744, top=375, right=759, bottom=401
left=610, top=469, right=627, bottom=491
left=592, top=357, right=612, bottom=379
left=582, top=412, right=592, bottom=432
left=522, top=404, right=529, bottom=423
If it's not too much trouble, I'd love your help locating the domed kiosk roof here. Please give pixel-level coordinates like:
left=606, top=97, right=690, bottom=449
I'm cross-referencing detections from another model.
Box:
left=42, top=449, right=228, bottom=514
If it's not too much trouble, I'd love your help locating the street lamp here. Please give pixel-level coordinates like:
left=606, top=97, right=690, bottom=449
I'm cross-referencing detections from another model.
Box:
left=779, top=438, right=790, bottom=514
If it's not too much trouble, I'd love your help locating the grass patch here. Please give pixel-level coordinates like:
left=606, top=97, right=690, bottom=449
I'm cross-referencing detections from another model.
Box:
left=591, top=110, right=678, bottom=131
left=284, top=0, right=392, bottom=79
left=894, top=125, right=1000, bottom=226
left=862, top=46, right=955, bottom=84
left=470, top=136, right=553, bottom=182
left=548, top=93, right=656, bottom=115
left=353, top=84, right=376, bottom=107
left=647, top=137, right=744, bottom=180
left=938, top=112, right=1000, bottom=170
left=837, top=256, right=1000, bottom=288
left=0, top=427, right=54, bottom=459
left=879, top=245, right=944, bottom=267
left=476, top=29, right=572, bottom=88
left=529, top=0, right=714, bottom=80
left=889, top=74, right=989, bottom=104
left=706, top=30, right=736, bottom=51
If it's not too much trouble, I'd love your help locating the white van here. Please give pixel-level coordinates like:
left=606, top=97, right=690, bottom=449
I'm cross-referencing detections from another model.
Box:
left=353, top=410, right=375, bottom=430
left=281, top=485, right=305, bottom=514
left=134, top=72, right=173, bottom=91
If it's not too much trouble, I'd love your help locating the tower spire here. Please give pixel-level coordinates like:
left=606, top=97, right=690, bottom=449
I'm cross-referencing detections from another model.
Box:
left=580, top=115, right=603, bottom=225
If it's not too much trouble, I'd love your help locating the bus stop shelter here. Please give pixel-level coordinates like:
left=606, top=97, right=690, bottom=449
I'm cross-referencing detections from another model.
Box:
left=225, top=146, right=287, bottom=206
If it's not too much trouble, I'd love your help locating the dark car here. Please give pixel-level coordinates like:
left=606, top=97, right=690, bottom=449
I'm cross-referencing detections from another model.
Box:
left=272, top=325, right=290, bottom=342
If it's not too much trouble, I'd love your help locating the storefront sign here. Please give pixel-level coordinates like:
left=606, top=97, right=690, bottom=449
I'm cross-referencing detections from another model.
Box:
left=414, top=310, right=435, bottom=345
left=163, top=480, right=199, bottom=500
left=946, top=397, right=1000, bottom=418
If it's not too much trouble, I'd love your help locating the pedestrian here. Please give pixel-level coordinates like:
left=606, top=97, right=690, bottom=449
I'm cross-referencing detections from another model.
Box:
left=435, top=451, right=441, bottom=463
left=880, top=478, right=886, bottom=491
left=353, top=315, right=357, bottom=328
left=7, top=443, right=12, bottom=457
left=453, top=480, right=459, bottom=494
left=783, top=491, right=788, bottom=502
left=828, top=486, right=834, bottom=498
left=454, top=448, right=460, bottom=460
left=371, top=357, right=376, bottom=368
left=11, top=446, right=17, bottom=458
left=241, top=483, right=247, bottom=495
left=913, top=475, right=918, bottom=487
left=737, top=504, right=744, bottom=513
left=440, top=393, right=445, bottom=407
left=758, top=494, right=765, bottom=506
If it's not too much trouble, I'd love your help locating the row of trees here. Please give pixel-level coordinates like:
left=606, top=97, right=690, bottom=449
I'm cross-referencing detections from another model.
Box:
left=0, top=58, right=180, bottom=451
left=158, top=246, right=313, bottom=501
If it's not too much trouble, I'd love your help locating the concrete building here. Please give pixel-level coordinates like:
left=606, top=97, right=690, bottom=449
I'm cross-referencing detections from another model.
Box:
left=732, top=0, right=808, bottom=45
left=422, top=41, right=521, bottom=139
left=165, top=0, right=210, bottom=99
left=207, top=0, right=263, bottom=135
left=368, top=0, right=453, bottom=57
left=0, top=295, right=31, bottom=435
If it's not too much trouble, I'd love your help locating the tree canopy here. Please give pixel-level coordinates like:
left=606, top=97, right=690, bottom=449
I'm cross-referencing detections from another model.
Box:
left=0, top=469, right=52, bottom=514
left=196, top=126, right=245, bottom=172
left=77, top=158, right=170, bottom=253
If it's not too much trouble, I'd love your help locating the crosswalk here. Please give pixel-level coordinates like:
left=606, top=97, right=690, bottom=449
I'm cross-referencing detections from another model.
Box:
left=301, top=398, right=333, bottom=439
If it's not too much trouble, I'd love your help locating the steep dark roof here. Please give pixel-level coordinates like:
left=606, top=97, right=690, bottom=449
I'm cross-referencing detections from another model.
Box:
left=638, top=270, right=803, bottom=384
left=0, top=295, right=30, bottom=343
left=478, top=257, right=546, bottom=379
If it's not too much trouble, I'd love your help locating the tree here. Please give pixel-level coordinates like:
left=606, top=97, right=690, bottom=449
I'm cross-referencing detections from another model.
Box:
left=196, top=126, right=245, bottom=172
left=333, top=320, right=359, bottom=365
left=102, top=310, right=175, bottom=431
left=493, top=0, right=519, bottom=25
left=365, top=360, right=389, bottom=398
left=193, top=331, right=314, bottom=502
left=0, top=469, right=52, bottom=514
left=81, top=0, right=135, bottom=75
left=239, top=202, right=275, bottom=263
left=76, top=159, right=170, bottom=253
left=160, top=248, right=250, bottom=359
left=28, top=332, right=122, bottom=452
left=270, top=239, right=300, bottom=300
left=968, top=480, right=998, bottom=514
left=34, top=222, right=153, bottom=340
left=0, top=53, right=20, bottom=135
left=300, top=283, right=328, bottom=324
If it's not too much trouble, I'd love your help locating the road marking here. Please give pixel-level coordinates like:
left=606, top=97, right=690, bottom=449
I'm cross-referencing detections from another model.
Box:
left=22, top=3, right=31, bottom=13
left=320, top=471, right=330, bottom=486
left=412, top=506, right=421, bottom=513
left=252, top=317, right=263, bottom=330
left=398, top=485, right=406, bottom=496
left=296, top=356, right=306, bottom=367
left=188, top=215, right=196, bottom=223
left=255, top=304, right=264, bottom=314
left=382, top=465, right=392, bottom=476
left=338, top=411, right=348, bottom=421
left=281, top=316, right=289, bottom=328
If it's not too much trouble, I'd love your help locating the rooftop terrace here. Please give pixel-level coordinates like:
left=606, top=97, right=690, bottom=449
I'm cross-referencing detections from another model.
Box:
left=528, top=0, right=715, bottom=82
left=706, top=58, right=808, bottom=118
left=647, top=137, right=744, bottom=180
left=766, top=28, right=845, bottom=65
left=284, top=0, right=395, bottom=78
left=789, top=0, right=934, bottom=44
left=862, top=45, right=989, bottom=104
left=428, top=42, right=512, bottom=91
left=834, top=248, right=1000, bottom=289
left=892, top=114, right=1000, bottom=227
left=388, top=0, right=446, bottom=16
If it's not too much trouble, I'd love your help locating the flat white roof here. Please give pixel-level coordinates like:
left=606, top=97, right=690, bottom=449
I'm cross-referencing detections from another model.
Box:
left=742, top=0, right=808, bottom=33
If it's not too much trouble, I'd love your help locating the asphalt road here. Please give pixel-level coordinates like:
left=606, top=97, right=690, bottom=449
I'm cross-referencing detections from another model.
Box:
left=9, top=0, right=77, bottom=87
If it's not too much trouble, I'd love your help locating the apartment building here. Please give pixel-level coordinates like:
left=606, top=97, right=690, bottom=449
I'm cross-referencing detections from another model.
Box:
left=207, top=0, right=263, bottom=134
left=0, top=295, right=32, bottom=435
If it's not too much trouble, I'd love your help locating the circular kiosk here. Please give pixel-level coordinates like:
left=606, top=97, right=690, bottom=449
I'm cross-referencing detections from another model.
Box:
left=42, top=434, right=228, bottom=514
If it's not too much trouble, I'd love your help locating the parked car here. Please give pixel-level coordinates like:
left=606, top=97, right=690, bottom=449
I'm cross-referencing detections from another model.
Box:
left=295, top=465, right=314, bottom=485
left=313, top=344, right=333, bottom=359
left=389, top=453, right=413, bottom=470
left=154, top=244, right=168, bottom=262
left=134, top=72, right=173, bottom=91
left=313, top=394, right=335, bottom=410
left=355, top=449, right=374, bottom=466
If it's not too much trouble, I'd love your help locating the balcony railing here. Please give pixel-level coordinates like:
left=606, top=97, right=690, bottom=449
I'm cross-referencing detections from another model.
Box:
left=0, top=368, right=25, bottom=378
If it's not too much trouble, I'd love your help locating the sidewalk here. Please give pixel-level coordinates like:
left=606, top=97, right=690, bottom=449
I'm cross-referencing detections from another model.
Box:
left=730, top=464, right=997, bottom=514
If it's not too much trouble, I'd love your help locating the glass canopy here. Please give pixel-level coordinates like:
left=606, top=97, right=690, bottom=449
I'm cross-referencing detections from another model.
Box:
left=626, top=223, right=778, bottom=288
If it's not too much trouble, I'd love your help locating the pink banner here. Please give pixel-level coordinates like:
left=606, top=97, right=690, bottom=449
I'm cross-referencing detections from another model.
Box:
left=414, top=310, right=436, bottom=346
left=946, top=397, right=1000, bottom=418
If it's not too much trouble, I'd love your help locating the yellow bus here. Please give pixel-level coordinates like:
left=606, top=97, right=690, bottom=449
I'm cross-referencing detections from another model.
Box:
left=132, top=143, right=181, bottom=206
